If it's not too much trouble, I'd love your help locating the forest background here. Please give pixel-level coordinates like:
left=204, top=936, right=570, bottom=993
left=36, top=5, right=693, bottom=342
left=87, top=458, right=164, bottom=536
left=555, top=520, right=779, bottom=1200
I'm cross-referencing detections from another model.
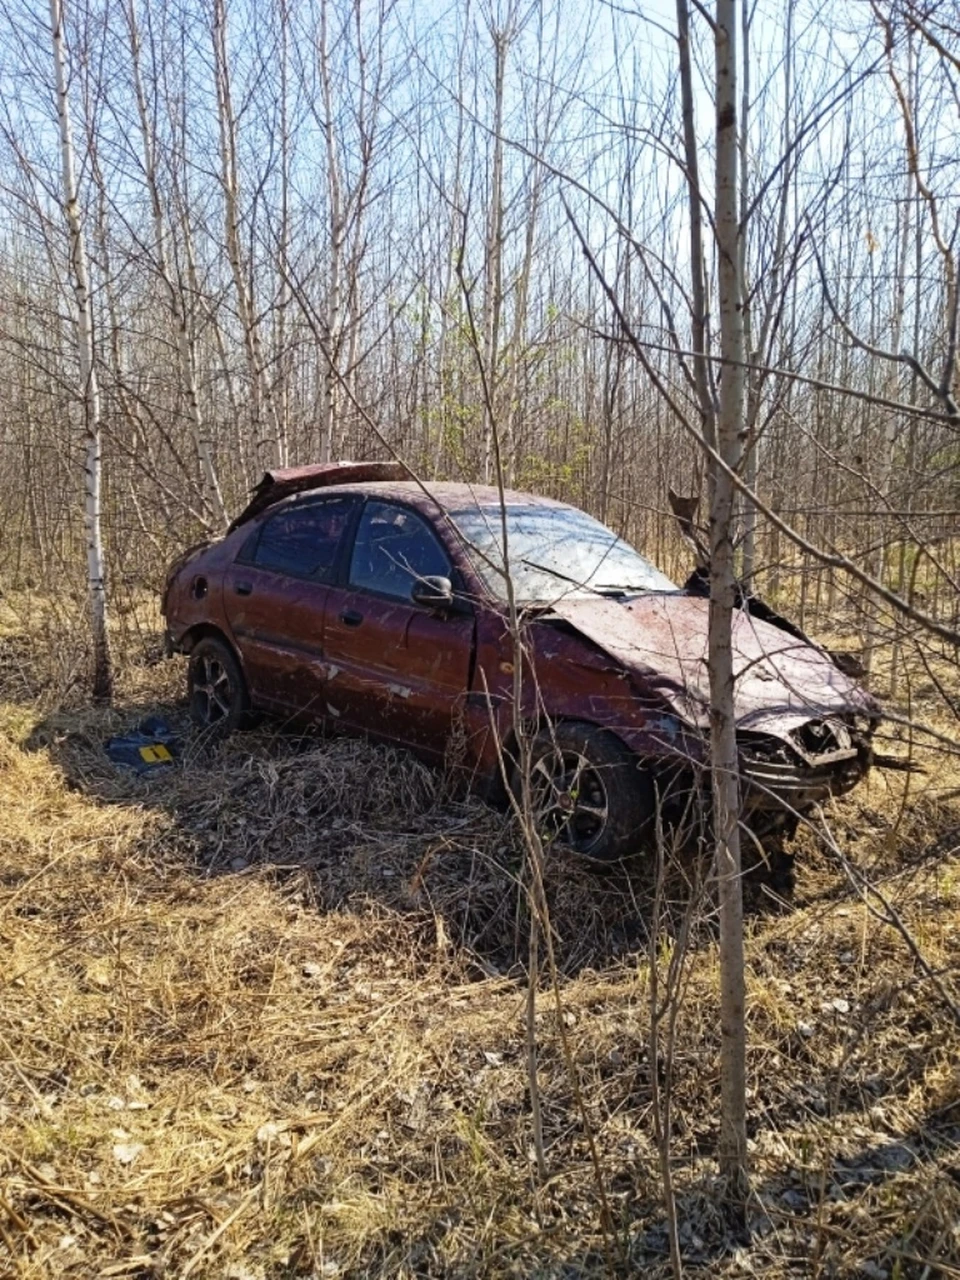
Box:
left=2, top=0, right=960, bottom=1275
left=0, top=0, right=957, bottom=674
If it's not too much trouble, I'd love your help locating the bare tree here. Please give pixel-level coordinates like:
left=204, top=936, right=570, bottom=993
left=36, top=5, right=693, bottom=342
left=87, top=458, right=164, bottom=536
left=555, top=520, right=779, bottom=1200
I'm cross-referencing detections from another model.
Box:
left=49, top=0, right=113, bottom=700
left=124, top=0, right=228, bottom=529
left=711, top=0, right=749, bottom=1205
left=479, top=7, right=512, bottom=484
left=212, top=0, right=281, bottom=472
left=675, top=0, right=716, bottom=460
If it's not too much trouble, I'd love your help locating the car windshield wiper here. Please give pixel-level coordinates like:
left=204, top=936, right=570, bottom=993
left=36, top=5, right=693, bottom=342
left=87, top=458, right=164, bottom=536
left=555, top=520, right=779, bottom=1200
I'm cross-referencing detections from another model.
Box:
left=519, top=558, right=603, bottom=593
left=519, top=558, right=649, bottom=598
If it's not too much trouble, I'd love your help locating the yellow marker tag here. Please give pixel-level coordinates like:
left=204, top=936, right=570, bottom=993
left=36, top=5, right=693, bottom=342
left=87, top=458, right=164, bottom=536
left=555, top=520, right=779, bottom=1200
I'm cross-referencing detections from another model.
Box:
left=139, top=744, right=173, bottom=764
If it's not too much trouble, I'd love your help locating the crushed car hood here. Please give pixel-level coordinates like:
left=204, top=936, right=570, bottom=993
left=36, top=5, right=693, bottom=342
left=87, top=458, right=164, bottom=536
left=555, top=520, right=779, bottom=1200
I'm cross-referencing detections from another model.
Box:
left=550, top=593, right=878, bottom=729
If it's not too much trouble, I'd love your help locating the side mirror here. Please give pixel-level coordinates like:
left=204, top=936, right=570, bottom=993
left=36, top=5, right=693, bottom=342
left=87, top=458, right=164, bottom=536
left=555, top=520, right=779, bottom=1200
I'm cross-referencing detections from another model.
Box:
left=411, top=575, right=454, bottom=610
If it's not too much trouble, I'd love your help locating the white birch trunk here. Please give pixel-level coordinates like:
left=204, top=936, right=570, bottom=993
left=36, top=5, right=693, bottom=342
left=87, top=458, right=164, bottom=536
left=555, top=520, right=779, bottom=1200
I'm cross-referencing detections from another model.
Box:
left=482, top=28, right=507, bottom=484
left=319, top=0, right=343, bottom=464
left=275, top=0, right=291, bottom=468
left=676, top=0, right=716, bottom=457
left=126, top=0, right=227, bottom=528
left=713, top=0, right=748, bottom=1205
left=50, top=0, right=113, bottom=702
left=741, top=0, right=794, bottom=586
left=179, top=192, right=244, bottom=476
left=213, top=0, right=281, bottom=472
left=502, top=166, right=542, bottom=488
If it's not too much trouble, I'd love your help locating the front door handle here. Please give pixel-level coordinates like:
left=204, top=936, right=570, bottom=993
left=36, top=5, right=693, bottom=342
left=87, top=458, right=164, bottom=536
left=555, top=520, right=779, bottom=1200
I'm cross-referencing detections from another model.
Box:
left=340, top=608, right=363, bottom=627
left=235, top=581, right=253, bottom=596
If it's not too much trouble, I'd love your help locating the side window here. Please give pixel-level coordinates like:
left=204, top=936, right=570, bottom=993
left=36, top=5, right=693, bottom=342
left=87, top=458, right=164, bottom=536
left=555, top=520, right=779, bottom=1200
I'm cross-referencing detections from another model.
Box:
left=349, top=501, right=451, bottom=601
left=249, top=497, right=354, bottom=579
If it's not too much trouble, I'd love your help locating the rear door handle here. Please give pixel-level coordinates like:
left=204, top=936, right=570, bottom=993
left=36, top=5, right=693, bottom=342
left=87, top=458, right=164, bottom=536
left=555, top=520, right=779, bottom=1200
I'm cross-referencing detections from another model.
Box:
left=234, top=581, right=253, bottom=596
left=340, top=608, right=363, bottom=627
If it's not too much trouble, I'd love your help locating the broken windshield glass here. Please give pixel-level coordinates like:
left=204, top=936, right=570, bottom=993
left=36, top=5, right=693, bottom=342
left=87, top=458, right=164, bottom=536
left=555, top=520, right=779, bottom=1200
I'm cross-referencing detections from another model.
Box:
left=448, top=503, right=678, bottom=603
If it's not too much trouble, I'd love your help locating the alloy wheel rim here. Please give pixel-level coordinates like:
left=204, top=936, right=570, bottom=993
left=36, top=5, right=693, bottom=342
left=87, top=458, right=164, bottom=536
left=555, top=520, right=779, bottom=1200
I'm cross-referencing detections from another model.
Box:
left=529, top=748, right=610, bottom=850
left=193, top=656, right=234, bottom=724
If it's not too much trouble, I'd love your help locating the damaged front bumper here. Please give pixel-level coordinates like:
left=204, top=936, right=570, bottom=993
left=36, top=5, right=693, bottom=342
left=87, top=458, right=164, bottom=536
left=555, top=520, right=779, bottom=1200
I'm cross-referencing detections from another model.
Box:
left=737, top=712, right=874, bottom=813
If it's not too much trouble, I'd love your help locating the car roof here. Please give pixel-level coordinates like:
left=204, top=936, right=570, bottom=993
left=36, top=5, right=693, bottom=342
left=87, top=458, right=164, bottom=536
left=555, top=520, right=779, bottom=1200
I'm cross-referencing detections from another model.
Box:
left=228, top=459, right=577, bottom=532
left=274, top=480, right=572, bottom=516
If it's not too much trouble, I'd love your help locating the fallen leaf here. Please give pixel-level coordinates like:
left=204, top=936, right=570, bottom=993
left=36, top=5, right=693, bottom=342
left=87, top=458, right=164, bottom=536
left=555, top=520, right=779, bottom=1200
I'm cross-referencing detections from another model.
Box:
left=112, top=1142, right=145, bottom=1166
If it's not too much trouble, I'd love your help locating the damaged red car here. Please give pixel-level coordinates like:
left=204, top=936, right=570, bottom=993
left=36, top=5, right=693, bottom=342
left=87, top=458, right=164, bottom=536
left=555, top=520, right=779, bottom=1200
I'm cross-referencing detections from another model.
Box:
left=162, top=462, right=879, bottom=880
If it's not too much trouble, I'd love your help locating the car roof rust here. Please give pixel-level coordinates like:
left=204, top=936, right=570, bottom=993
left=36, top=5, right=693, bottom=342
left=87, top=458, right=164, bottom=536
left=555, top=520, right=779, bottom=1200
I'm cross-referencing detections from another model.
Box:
left=229, top=468, right=570, bottom=531
left=227, top=461, right=414, bottom=532
left=331, top=480, right=569, bottom=510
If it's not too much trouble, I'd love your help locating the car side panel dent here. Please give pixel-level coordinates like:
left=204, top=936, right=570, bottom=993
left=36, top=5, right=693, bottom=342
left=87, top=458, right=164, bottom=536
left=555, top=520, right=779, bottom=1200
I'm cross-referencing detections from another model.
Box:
left=464, top=610, right=699, bottom=788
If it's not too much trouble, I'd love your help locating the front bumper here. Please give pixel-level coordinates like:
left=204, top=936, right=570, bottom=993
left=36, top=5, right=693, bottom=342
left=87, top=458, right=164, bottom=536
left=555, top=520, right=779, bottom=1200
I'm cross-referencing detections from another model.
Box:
left=738, top=716, right=873, bottom=813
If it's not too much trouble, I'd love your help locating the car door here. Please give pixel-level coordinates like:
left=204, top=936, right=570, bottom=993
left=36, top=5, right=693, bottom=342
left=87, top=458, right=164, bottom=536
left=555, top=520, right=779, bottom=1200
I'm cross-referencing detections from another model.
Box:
left=223, top=495, right=358, bottom=717
left=321, top=499, right=475, bottom=756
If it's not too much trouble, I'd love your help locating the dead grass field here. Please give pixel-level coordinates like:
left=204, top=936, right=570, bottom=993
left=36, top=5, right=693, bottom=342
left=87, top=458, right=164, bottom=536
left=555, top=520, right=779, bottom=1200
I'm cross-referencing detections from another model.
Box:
left=2, top=606, right=960, bottom=1278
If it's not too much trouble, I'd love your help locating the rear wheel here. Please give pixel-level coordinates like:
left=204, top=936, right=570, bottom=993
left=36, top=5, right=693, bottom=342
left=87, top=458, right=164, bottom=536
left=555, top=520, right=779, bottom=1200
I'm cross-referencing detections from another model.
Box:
left=188, top=636, right=249, bottom=735
left=515, top=721, right=654, bottom=862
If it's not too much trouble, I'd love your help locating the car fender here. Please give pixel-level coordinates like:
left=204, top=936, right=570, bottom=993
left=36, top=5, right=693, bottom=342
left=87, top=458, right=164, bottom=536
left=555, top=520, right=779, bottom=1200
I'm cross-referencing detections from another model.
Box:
left=465, top=610, right=700, bottom=789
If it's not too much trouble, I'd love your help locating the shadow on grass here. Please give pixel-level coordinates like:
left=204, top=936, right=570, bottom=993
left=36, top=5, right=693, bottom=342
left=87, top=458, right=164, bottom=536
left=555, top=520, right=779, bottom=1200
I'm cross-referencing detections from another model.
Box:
left=650, top=1114, right=960, bottom=1277
left=22, top=695, right=700, bottom=979
left=11, top=692, right=960, bottom=1278
left=261, top=1110, right=960, bottom=1277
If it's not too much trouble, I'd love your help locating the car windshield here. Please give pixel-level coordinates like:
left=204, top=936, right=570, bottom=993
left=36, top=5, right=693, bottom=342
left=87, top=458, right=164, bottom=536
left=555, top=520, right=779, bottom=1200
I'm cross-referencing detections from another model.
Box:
left=448, top=503, right=678, bottom=602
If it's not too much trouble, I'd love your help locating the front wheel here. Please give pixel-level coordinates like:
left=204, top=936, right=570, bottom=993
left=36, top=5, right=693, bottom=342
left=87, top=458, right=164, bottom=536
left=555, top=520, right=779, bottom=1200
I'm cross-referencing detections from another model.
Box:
left=513, top=721, right=654, bottom=862
left=187, top=636, right=249, bottom=735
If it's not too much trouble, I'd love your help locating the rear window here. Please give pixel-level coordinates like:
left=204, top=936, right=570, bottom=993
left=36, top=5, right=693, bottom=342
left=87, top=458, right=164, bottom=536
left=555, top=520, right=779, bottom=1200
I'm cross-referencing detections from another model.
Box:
left=248, top=497, right=354, bottom=579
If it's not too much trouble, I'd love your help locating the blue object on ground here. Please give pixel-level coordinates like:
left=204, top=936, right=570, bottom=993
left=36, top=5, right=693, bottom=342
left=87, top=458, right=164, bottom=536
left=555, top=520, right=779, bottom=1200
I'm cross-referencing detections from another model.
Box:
left=105, top=717, right=179, bottom=774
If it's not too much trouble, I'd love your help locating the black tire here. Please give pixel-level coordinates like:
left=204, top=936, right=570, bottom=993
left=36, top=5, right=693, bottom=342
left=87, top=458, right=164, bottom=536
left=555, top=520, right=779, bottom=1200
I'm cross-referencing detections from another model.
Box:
left=514, top=721, right=654, bottom=862
left=187, top=636, right=250, bottom=735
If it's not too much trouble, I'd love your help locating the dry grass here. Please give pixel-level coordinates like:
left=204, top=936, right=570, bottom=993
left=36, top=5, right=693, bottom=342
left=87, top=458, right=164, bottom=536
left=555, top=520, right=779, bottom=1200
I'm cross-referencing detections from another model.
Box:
left=2, top=618, right=960, bottom=1278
